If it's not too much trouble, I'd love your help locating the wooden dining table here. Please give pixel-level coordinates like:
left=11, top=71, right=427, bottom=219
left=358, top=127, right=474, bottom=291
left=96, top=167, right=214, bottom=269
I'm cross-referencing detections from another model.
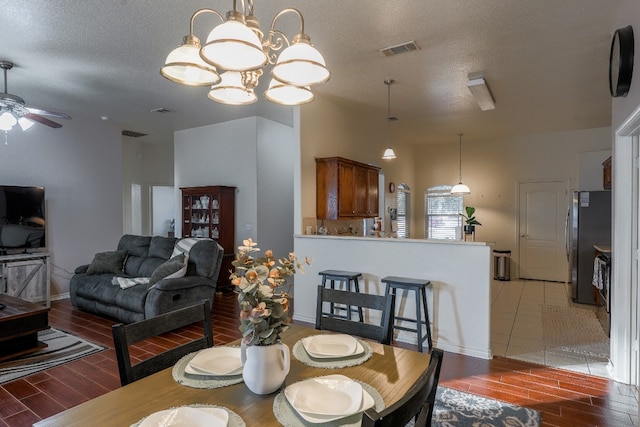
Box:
left=33, top=324, right=432, bottom=427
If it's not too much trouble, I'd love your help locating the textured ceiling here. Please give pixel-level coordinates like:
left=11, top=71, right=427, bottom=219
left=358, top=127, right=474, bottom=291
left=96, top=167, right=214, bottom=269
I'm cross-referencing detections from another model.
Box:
left=0, top=1, right=623, bottom=146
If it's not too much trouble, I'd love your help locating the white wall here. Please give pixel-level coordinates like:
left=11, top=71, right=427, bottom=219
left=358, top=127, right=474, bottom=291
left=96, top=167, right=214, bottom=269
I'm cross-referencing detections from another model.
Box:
left=610, top=0, right=640, bottom=387
left=293, top=236, right=492, bottom=359
left=413, top=127, right=611, bottom=270
left=0, top=115, right=123, bottom=296
left=174, top=116, right=295, bottom=257
left=256, top=117, right=294, bottom=259
left=122, top=135, right=174, bottom=236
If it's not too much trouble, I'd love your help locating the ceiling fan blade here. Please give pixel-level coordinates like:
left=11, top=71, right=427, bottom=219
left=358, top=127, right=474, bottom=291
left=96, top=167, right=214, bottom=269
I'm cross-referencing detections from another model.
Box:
left=24, top=113, right=63, bottom=128
left=26, top=107, right=71, bottom=120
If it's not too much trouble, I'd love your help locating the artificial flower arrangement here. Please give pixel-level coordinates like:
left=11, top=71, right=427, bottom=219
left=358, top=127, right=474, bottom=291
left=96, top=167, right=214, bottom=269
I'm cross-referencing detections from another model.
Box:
left=230, top=238, right=311, bottom=346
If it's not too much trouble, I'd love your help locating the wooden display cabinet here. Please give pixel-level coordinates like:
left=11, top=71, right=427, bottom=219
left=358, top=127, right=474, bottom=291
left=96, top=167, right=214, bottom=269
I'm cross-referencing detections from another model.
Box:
left=316, top=157, right=380, bottom=220
left=180, top=186, right=236, bottom=288
left=602, top=156, right=612, bottom=190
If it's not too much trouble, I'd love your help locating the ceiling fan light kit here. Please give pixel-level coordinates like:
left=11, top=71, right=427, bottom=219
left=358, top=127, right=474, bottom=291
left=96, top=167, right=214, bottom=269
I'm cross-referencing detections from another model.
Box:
left=0, top=60, right=71, bottom=134
left=160, top=0, right=330, bottom=106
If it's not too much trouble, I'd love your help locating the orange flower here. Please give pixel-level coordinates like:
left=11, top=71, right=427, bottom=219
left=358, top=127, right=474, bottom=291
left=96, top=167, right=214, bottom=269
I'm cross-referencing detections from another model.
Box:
left=245, top=270, right=258, bottom=283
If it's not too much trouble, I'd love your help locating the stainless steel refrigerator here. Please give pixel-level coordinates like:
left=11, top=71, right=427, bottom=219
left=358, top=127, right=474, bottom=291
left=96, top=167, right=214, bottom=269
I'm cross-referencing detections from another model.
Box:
left=567, top=191, right=611, bottom=304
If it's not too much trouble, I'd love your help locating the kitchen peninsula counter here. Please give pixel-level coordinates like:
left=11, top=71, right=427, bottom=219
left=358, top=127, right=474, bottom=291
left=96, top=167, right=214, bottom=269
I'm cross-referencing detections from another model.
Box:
left=293, top=235, right=492, bottom=359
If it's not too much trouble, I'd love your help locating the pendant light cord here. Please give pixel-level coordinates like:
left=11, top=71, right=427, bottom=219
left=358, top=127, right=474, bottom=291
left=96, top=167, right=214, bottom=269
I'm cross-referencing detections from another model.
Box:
left=458, top=132, right=464, bottom=182
left=386, top=79, right=393, bottom=148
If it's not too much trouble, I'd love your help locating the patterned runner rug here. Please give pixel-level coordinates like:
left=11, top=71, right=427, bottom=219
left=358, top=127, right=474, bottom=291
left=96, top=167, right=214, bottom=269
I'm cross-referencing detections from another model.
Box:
left=542, top=305, right=609, bottom=358
left=433, top=386, right=541, bottom=426
left=0, top=328, right=105, bottom=384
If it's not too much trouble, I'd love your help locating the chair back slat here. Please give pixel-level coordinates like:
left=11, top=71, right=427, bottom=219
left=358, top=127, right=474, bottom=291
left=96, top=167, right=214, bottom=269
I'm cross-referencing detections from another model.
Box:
left=362, top=348, right=444, bottom=427
left=315, top=285, right=391, bottom=344
left=112, top=299, right=213, bottom=386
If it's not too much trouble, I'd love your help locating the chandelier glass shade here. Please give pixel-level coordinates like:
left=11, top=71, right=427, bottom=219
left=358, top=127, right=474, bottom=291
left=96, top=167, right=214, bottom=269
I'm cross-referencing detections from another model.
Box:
left=264, top=78, right=313, bottom=105
left=451, top=133, right=471, bottom=195
left=207, top=71, right=258, bottom=105
left=160, top=1, right=330, bottom=106
left=160, top=35, right=221, bottom=86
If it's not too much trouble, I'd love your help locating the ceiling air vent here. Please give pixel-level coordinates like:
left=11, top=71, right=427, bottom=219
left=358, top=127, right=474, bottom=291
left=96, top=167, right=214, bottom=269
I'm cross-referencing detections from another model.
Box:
left=122, top=130, right=148, bottom=138
left=150, top=107, right=172, bottom=113
left=380, top=41, right=420, bottom=57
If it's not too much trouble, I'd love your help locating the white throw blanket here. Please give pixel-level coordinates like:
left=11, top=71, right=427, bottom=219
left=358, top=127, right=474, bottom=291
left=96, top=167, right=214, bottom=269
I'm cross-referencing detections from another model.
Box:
left=111, top=276, right=150, bottom=289
left=592, top=257, right=608, bottom=290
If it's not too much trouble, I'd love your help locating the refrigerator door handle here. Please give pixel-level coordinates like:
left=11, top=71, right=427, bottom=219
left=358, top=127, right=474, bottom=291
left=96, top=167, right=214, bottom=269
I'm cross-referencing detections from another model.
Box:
left=564, top=207, right=570, bottom=261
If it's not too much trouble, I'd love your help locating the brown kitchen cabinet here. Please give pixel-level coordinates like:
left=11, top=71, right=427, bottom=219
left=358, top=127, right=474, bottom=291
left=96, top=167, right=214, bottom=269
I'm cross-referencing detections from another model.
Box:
left=316, top=157, right=380, bottom=219
left=180, top=186, right=235, bottom=287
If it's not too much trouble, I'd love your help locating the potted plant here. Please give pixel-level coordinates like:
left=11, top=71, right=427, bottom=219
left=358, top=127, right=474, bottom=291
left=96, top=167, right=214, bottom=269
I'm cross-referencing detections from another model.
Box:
left=229, top=238, right=311, bottom=394
left=461, top=206, right=482, bottom=235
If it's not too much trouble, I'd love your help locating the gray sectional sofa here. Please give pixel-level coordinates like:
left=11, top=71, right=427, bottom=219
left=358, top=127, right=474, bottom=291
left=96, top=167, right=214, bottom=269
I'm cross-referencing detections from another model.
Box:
left=70, top=234, right=224, bottom=323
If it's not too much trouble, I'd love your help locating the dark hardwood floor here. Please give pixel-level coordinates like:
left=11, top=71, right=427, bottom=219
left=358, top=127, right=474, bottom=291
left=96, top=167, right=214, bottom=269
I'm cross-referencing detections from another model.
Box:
left=0, top=293, right=637, bottom=426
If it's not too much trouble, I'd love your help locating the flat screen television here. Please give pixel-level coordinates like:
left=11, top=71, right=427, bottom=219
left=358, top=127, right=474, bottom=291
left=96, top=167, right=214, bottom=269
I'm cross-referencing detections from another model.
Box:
left=0, top=185, right=46, bottom=255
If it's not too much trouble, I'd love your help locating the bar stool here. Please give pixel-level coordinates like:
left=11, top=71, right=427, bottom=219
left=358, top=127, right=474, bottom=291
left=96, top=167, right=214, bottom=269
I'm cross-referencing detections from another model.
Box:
left=318, top=270, right=364, bottom=322
left=381, top=276, right=433, bottom=352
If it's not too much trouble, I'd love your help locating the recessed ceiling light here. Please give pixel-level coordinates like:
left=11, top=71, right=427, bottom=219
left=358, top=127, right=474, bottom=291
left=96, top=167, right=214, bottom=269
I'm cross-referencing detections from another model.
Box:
left=100, top=115, right=109, bottom=120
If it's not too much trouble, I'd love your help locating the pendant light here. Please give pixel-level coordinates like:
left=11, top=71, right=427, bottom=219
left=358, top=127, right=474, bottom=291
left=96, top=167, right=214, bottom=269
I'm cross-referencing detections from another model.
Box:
left=382, top=79, right=397, bottom=160
left=451, top=132, right=471, bottom=194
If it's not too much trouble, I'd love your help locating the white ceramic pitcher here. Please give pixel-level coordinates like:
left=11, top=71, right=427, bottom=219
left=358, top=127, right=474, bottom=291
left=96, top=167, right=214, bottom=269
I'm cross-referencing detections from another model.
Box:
left=241, top=342, right=290, bottom=395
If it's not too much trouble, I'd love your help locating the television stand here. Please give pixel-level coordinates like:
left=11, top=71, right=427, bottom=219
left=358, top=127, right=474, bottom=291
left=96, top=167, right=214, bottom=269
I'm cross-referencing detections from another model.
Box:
left=0, top=253, right=50, bottom=307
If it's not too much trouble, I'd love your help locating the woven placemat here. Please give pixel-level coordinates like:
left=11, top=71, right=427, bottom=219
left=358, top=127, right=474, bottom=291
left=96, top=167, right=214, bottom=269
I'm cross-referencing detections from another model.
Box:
left=130, top=404, right=245, bottom=427
left=292, top=336, right=373, bottom=368
left=273, top=379, right=384, bottom=427
left=172, top=349, right=244, bottom=389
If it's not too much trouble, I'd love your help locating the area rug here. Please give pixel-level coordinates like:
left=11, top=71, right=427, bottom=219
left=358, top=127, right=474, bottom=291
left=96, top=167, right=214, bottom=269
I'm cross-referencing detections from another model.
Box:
left=542, top=305, right=609, bottom=358
left=432, top=386, right=541, bottom=426
left=0, top=328, right=106, bottom=384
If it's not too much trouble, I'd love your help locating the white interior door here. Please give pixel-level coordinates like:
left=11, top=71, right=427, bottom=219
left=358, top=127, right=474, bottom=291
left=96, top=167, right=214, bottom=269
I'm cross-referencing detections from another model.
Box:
left=518, top=180, right=570, bottom=281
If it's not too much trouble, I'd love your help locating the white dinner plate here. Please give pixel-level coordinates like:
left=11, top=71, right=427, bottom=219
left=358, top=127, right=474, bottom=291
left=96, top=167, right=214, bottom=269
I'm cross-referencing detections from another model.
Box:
left=138, top=406, right=228, bottom=427
left=284, top=374, right=363, bottom=418
left=301, top=334, right=362, bottom=358
left=186, top=347, right=242, bottom=376
left=284, top=376, right=375, bottom=424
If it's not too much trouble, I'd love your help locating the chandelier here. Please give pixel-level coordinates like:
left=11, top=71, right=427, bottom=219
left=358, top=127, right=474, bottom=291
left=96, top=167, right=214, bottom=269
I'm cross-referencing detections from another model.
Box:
left=160, top=0, right=330, bottom=106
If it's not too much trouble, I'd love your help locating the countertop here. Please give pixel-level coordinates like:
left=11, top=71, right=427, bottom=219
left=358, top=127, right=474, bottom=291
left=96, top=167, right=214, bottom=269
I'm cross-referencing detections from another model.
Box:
left=594, top=245, right=611, bottom=254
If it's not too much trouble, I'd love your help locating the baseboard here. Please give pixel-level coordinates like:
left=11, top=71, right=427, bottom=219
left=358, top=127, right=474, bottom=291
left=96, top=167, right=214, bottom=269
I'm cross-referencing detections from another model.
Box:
left=51, top=292, right=70, bottom=301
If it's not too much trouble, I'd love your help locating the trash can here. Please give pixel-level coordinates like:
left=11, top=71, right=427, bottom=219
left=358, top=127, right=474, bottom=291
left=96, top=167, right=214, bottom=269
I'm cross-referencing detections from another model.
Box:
left=493, top=250, right=511, bottom=281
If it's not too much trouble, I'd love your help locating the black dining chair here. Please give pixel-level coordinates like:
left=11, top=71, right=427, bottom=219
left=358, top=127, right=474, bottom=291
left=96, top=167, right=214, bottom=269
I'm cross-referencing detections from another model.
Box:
left=111, top=299, right=214, bottom=386
left=315, top=285, right=391, bottom=344
left=361, top=348, right=444, bottom=427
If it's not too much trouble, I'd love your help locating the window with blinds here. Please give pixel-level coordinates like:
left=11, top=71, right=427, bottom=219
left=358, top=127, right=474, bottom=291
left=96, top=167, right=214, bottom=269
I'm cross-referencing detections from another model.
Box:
left=425, top=185, right=463, bottom=239
left=396, top=184, right=410, bottom=238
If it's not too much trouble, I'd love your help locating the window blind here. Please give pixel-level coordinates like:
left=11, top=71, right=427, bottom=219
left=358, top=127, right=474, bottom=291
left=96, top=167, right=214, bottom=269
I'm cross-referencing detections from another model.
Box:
left=425, top=185, right=462, bottom=239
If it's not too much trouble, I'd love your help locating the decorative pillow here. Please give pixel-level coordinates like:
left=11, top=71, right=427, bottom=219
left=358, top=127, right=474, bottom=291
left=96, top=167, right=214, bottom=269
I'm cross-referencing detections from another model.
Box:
left=86, top=250, right=127, bottom=275
left=171, top=237, right=210, bottom=258
left=149, top=253, right=188, bottom=286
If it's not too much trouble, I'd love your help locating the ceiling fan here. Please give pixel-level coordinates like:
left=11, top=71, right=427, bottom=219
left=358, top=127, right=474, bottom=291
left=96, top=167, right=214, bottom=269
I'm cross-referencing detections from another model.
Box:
left=0, top=60, right=71, bottom=130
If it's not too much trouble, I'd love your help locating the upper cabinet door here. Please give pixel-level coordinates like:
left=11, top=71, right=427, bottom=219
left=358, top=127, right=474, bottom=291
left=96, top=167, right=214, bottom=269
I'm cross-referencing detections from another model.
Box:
left=316, top=157, right=381, bottom=220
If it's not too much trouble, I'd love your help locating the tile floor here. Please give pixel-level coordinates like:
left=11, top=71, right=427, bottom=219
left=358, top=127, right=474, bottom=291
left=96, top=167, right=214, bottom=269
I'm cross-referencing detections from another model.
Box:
left=491, top=279, right=612, bottom=378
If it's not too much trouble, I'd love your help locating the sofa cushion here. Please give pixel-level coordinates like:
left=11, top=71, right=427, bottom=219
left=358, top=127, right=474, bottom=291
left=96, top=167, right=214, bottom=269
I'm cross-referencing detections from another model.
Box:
left=86, top=250, right=127, bottom=275
left=149, top=254, right=188, bottom=286
left=149, top=236, right=177, bottom=259
left=188, top=240, right=223, bottom=278
left=118, top=235, right=152, bottom=277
